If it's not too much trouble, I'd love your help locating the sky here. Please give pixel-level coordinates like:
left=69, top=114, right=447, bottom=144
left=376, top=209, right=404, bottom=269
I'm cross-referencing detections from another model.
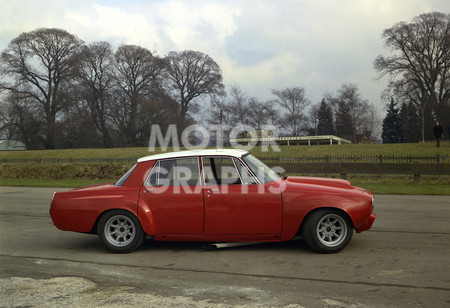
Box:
left=0, top=0, right=449, bottom=115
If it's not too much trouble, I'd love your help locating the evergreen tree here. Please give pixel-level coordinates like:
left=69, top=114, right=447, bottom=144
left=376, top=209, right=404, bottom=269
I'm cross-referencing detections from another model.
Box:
left=400, top=102, right=421, bottom=143
left=382, top=98, right=403, bottom=143
left=317, top=99, right=334, bottom=135
left=335, top=101, right=353, bottom=140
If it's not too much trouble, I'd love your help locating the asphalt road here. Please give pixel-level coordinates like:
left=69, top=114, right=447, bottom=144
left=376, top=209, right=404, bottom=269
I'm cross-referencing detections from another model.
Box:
left=0, top=186, right=449, bottom=307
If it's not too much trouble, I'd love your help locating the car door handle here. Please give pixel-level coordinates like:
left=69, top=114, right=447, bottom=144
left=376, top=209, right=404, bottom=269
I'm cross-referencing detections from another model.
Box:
left=143, top=188, right=155, bottom=193
left=206, top=188, right=219, bottom=198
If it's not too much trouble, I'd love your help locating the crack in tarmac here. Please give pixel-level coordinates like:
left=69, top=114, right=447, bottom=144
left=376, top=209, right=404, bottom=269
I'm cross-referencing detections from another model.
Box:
left=1, top=254, right=449, bottom=293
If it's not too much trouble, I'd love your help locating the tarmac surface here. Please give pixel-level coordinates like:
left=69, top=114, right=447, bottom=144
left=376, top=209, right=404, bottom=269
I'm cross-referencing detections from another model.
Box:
left=0, top=186, right=449, bottom=307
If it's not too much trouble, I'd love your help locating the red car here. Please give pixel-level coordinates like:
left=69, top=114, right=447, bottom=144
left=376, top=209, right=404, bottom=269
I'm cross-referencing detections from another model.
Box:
left=50, top=149, right=375, bottom=253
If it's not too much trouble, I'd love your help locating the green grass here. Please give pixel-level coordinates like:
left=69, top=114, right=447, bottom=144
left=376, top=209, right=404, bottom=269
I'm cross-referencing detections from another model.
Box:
left=1, top=143, right=449, bottom=160
left=350, top=176, right=450, bottom=195
left=0, top=147, right=153, bottom=159
left=1, top=143, right=449, bottom=194
left=248, top=142, right=450, bottom=157
left=352, top=183, right=450, bottom=195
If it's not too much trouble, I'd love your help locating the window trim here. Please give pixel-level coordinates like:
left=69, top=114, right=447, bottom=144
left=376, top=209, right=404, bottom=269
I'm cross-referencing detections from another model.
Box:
left=201, top=155, right=254, bottom=186
left=115, top=164, right=137, bottom=186
left=144, top=160, right=160, bottom=186
left=231, top=158, right=244, bottom=184
left=233, top=158, right=260, bottom=185
left=236, top=155, right=263, bottom=185
left=143, top=155, right=262, bottom=187
left=240, top=153, right=279, bottom=184
left=144, top=157, right=201, bottom=187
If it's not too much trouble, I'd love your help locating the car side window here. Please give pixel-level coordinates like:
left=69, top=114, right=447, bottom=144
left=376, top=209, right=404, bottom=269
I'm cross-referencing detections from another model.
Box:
left=115, top=164, right=137, bottom=186
left=203, top=157, right=242, bottom=185
left=234, top=159, right=258, bottom=185
left=146, top=161, right=160, bottom=186
left=145, top=158, right=200, bottom=186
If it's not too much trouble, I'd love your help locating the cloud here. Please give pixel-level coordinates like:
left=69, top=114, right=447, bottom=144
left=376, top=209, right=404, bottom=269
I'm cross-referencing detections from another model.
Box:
left=148, top=0, right=240, bottom=52
left=65, top=3, right=163, bottom=50
left=0, top=0, right=84, bottom=43
left=0, top=0, right=448, bottom=110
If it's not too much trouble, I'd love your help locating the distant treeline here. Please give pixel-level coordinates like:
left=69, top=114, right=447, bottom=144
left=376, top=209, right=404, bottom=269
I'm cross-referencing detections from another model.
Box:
left=0, top=12, right=448, bottom=149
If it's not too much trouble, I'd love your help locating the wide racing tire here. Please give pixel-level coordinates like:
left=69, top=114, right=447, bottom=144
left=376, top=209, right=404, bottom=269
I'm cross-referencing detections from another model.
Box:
left=97, top=210, right=145, bottom=253
left=302, top=209, right=353, bottom=253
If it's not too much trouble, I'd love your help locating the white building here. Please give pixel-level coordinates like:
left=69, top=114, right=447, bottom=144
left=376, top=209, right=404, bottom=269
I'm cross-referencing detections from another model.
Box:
left=0, top=140, right=27, bottom=151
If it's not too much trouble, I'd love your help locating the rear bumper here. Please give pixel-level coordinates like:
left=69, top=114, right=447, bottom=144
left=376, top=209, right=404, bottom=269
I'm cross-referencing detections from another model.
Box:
left=355, top=213, right=376, bottom=233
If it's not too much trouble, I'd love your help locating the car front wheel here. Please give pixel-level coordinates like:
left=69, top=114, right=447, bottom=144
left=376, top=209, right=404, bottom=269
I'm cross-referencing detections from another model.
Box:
left=97, top=210, right=145, bottom=253
left=303, top=209, right=353, bottom=253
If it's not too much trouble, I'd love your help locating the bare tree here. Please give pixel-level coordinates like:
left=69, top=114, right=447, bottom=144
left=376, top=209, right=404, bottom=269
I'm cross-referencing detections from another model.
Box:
left=374, top=12, right=450, bottom=142
left=271, top=87, right=310, bottom=136
left=248, top=98, right=268, bottom=130
left=338, top=84, right=369, bottom=142
left=264, top=102, right=280, bottom=127
left=137, top=91, right=182, bottom=145
left=207, top=95, right=233, bottom=127
left=206, top=95, right=233, bottom=146
left=112, top=45, right=166, bottom=146
left=75, top=41, right=115, bottom=147
left=0, top=93, right=43, bottom=149
left=229, top=85, right=249, bottom=127
left=166, top=50, right=225, bottom=118
left=306, top=103, right=320, bottom=136
left=327, top=84, right=380, bottom=142
left=0, top=28, right=83, bottom=148
left=58, top=100, right=100, bottom=148
left=365, top=104, right=382, bottom=141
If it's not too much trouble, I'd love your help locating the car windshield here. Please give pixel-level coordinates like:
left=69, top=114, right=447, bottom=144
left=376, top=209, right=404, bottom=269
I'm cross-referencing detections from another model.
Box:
left=242, top=154, right=280, bottom=183
left=115, top=164, right=137, bottom=186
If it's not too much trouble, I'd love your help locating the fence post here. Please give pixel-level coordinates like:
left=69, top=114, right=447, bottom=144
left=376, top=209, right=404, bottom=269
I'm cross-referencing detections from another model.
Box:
left=413, top=160, right=420, bottom=183
left=340, top=163, right=347, bottom=179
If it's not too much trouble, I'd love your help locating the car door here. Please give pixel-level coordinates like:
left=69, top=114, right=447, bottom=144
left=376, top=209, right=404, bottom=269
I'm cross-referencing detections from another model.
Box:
left=139, top=157, right=204, bottom=235
left=202, top=156, right=282, bottom=235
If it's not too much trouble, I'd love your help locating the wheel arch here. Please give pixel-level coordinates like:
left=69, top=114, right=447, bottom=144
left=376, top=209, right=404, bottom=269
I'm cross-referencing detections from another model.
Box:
left=89, top=208, right=141, bottom=235
left=296, top=206, right=355, bottom=236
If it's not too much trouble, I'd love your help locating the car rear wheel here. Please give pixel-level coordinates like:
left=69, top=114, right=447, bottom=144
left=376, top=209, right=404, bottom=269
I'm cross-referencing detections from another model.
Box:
left=97, top=210, right=145, bottom=253
left=303, top=209, right=353, bottom=253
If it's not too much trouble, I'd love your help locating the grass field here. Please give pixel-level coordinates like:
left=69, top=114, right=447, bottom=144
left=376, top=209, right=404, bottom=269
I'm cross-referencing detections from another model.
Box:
left=349, top=175, right=450, bottom=195
left=1, top=176, right=448, bottom=195
left=1, top=142, right=449, bottom=160
left=1, top=143, right=449, bottom=194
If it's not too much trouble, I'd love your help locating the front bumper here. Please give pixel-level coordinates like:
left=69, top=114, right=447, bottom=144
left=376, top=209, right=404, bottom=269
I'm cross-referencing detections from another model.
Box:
left=355, top=212, right=376, bottom=233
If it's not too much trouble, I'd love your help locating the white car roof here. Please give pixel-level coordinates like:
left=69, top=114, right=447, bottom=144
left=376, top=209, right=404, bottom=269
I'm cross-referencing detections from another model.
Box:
left=137, top=148, right=249, bottom=163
